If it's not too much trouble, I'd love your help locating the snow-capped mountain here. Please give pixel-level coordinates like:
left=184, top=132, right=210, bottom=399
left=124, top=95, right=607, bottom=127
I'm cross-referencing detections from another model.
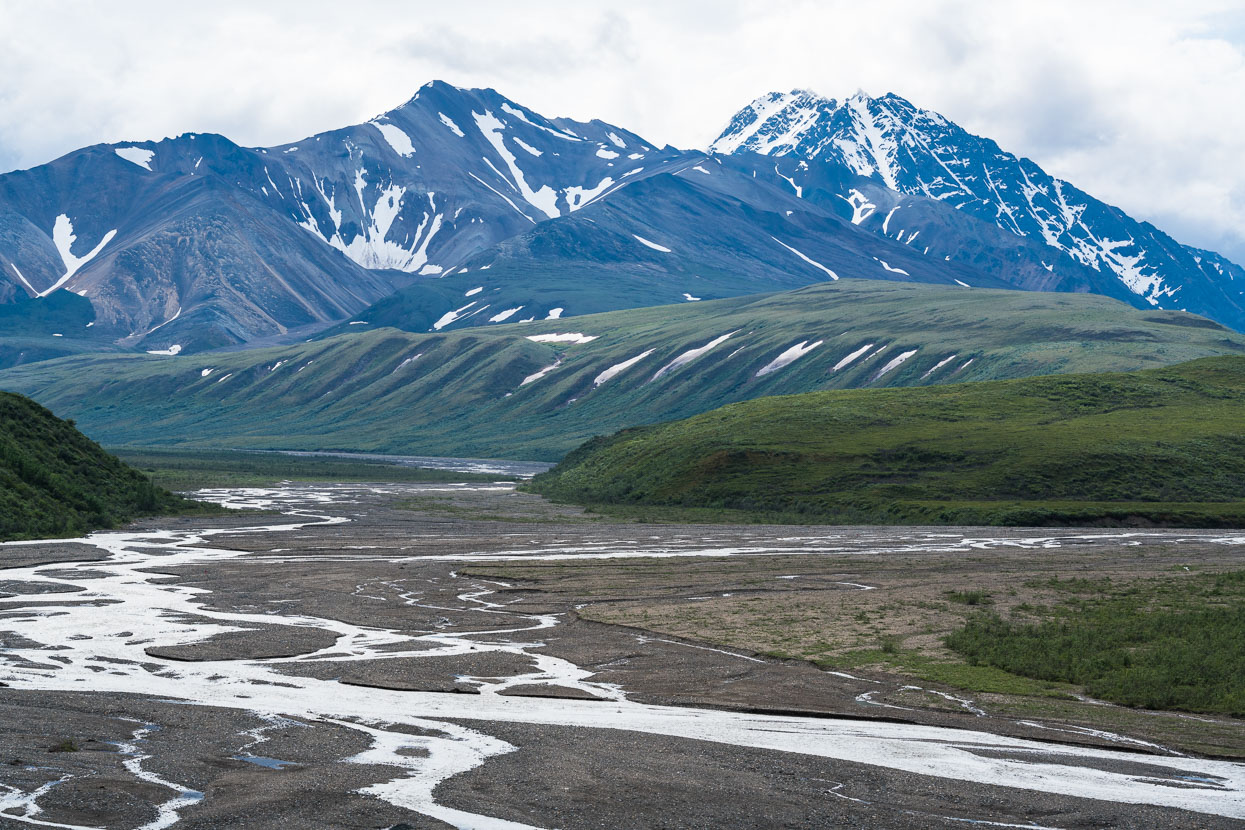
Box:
left=712, top=90, right=1245, bottom=327
left=0, top=82, right=687, bottom=352
left=1, top=81, right=1243, bottom=358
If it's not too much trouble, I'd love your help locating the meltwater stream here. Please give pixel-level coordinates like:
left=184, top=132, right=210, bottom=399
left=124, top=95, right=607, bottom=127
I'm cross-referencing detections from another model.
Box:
left=1, top=484, right=1243, bottom=828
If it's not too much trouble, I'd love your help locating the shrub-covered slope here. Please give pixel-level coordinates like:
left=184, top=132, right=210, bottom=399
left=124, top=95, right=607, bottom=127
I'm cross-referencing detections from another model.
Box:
left=0, top=391, right=196, bottom=540
left=529, top=356, right=1245, bottom=526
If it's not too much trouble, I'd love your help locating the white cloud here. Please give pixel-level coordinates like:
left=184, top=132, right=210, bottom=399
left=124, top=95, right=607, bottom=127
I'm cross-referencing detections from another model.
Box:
left=0, top=0, right=1243, bottom=262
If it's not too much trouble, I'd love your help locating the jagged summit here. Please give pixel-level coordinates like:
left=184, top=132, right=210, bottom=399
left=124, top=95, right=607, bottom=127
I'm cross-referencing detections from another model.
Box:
left=711, top=89, right=1244, bottom=319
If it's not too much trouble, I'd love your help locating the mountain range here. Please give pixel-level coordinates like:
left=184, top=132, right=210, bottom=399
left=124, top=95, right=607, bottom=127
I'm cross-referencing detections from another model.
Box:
left=1, top=81, right=1242, bottom=361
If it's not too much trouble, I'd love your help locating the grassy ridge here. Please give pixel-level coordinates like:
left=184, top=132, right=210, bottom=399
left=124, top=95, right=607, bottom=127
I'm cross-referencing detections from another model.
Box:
left=2, top=280, right=1243, bottom=460
left=528, top=356, right=1245, bottom=526
left=0, top=392, right=207, bottom=540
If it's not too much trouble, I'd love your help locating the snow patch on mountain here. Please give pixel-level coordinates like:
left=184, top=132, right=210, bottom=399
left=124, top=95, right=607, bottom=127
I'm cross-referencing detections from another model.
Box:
left=921, top=354, right=959, bottom=379
left=565, top=178, right=614, bottom=211
left=433, top=302, right=478, bottom=331
left=371, top=122, right=416, bottom=157
left=513, top=137, right=543, bottom=157
left=40, top=215, right=117, bottom=296
left=114, top=146, right=154, bottom=171
left=473, top=109, right=560, bottom=219
left=9, top=264, right=34, bottom=294
left=871, top=349, right=918, bottom=381
left=526, top=333, right=597, bottom=344
left=594, top=349, right=655, bottom=386
left=756, top=340, right=824, bottom=377
left=770, top=237, right=838, bottom=280
left=874, top=258, right=909, bottom=276
left=489, top=306, right=523, bottom=323
left=633, top=234, right=671, bottom=253
left=439, top=113, right=466, bottom=137
left=522, top=360, right=561, bottom=386
left=832, top=343, right=875, bottom=372
left=651, top=331, right=738, bottom=381
left=842, top=189, right=876, bottom=225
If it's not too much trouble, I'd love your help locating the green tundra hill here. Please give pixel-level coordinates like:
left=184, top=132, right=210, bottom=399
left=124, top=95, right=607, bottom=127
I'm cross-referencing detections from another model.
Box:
left=527, top=356, right=1245, bottom=527
left=0, top=391, right=204, bottom=540
left=2, top=280, right=1243, bottom=461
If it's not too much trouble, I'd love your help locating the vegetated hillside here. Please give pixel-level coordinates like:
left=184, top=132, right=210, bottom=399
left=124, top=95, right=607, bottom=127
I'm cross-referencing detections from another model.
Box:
left=528, top=356, right=1245, bottom=527
left=0, top=391, right=198, bottom=540
left=3, top=281, right=1244, bottom=461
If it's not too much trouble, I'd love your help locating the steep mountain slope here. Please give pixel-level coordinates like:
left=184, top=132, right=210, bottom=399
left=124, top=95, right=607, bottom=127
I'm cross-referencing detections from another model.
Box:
left=0, top=390, right=198, bottom=540
left=337, top=158, right=1016, bottom=333
left=712, top=90, right=1245, bottom=329
left=528, top=356, right=1245, bottom=527
left=3, top=280, right=1241, bottom=460
left=0, top=133, right=415, bottom=353
left=0, top=82, right=687, bottom=353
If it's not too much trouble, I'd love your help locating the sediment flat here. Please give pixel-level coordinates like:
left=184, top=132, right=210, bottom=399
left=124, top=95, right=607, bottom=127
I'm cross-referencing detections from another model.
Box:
left=0, top=482, right=1241, bottom=828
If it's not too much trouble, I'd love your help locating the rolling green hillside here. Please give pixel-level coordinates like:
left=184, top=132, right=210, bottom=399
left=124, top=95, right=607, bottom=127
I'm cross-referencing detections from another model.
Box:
left=527, top=356, right=1245, bottom=526
left=2, top=280, right=1243, bottom=461
left=0, top=391, right=202, bottom=540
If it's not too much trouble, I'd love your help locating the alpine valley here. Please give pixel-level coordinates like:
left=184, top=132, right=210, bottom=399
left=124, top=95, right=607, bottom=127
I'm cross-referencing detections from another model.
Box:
left=4, top=70, right=1245, bottom=830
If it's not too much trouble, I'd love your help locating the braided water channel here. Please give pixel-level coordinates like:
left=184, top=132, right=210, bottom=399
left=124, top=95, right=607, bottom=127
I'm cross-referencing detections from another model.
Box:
left=1, top=484, right=1243, bottom=828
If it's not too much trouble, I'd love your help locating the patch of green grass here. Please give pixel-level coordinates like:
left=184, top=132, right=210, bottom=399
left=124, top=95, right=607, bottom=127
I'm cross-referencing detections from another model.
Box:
left=812, top=648, right=1069, bottom=697
left=528, top=356, right=1245, bottom=527
left=945, top=590, right=993, bottom=606
left=946, top=569, right=1245, bottom=715
left=112, top=447, right=512, bottom=491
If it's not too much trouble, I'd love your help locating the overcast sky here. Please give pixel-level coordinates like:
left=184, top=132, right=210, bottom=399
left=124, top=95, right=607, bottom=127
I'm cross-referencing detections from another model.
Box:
left=2, top=0, right=1243, bottom=262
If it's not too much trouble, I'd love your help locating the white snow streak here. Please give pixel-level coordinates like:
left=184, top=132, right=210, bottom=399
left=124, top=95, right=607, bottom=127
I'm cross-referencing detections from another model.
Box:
left=633, top=234, right=671, bottom=253
left=438, top=113, right=465, bottom=137
left=433, top=302, right=477, bottom=331
left=371, top=122, right=416, bottom=157
left=832, top=344, right=874, bottom=372
left=525, top=333, right=597, bottom=344
left=473, top=110, right=560, bottom=219
left=40, top=215, right=117, bottom=296
left=770, top=237, right=839, bottom=279
left=489, top=307, right=523, bottom=323
left=756, top=340, right=824, bottom=377
left=920, top=354, right=959, bottom=380
left=651, top=331, right=738, bottom=381
left=594, top=349, right=655, bottom=386
left=871, top=349, right=918, bottom=381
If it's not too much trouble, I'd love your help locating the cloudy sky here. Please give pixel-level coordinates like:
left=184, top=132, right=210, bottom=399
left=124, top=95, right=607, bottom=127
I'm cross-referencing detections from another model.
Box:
left=2, top=0, right=1243, bottom=261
